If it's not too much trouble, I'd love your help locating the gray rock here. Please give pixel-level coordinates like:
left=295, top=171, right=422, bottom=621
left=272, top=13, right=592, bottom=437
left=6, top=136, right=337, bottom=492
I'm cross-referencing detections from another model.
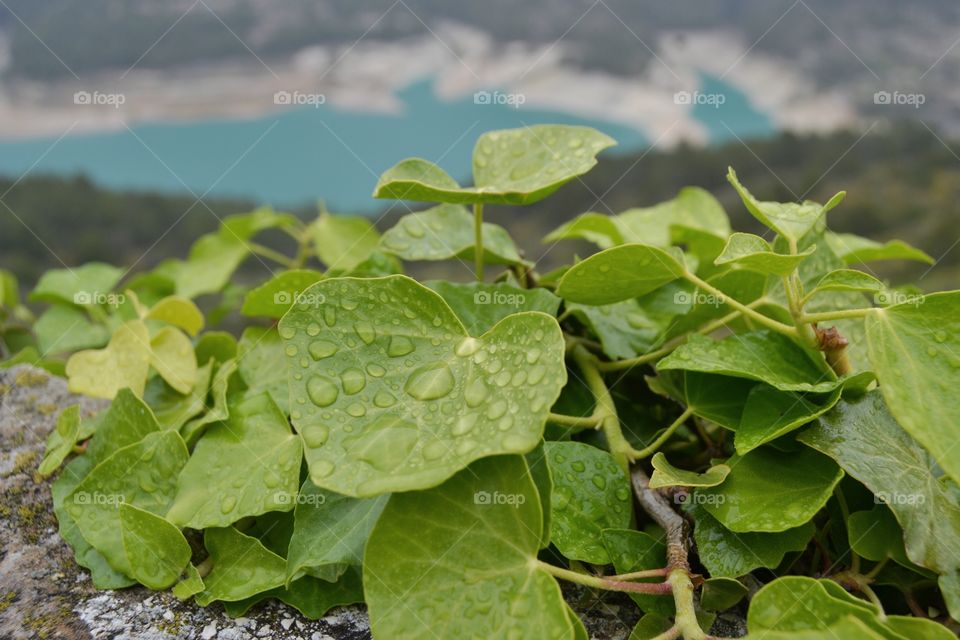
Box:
left=0, top=365, right=640, bottom=639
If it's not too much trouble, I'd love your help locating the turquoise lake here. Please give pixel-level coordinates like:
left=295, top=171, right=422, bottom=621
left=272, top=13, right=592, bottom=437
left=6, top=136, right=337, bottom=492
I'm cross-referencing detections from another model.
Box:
left=0, top=76, right=772, bottom=212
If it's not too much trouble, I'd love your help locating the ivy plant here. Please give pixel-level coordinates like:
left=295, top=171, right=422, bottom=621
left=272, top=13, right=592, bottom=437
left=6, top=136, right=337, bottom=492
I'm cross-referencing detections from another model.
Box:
left=8, top=124, right=959, bottom=638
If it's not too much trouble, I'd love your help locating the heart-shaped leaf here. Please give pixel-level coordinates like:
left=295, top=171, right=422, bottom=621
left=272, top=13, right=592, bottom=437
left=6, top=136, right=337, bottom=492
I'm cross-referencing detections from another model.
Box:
left=312, top=211, right=380, bottom=271
left=166, top=393, right=302, bottom=529
left=380, top=204, right=524, bottom=264
left=734, top=385, right=842, bottom=454
left=543, top=441, right=633, bottom=564
left=39, top=405, right=84, bottom=477
left=825, top=232, right=933, bottom=265
left=699, top=447, right=843, bottom=532
left=33, top=304, right=110, bottom=354
left=426, top=280, right=561, bottom=336
left=236, top=326, right=289, bottom=413
left=241, top=269, right=324, bottom=318
left=66, top=320, right=151, bottom=398
left=847, top=506, right=913, bottom=568
left=374, top=125, right=615, bottom=205
left=30, top=262, right=124, bottom=306
left=699, top=577, right=747, bottom=611
left=143, top=360, right=213, bottom=431
left=146, top=296, right=204, bottom=336
left=279, top=275, right=566, bottom=497
left=119, top=503, right=192, bottom=589
left=727, top=168, right=844, bottom=243
left=805, top=269, right=884, bottom=300
left=363, top=455, right=579, bottom=639
left=714, top=232, right=815, bottom=276
left=556, top=244, right=687, bottom=305
left=149, top=326, right=198, bottom=394
left=196, top=526, right=287, bottom=605
left=865, top=291, right=960, bottom=484
left=649, top=452, right=730, bottom=488
left=222, top=570, right=364, bottom=619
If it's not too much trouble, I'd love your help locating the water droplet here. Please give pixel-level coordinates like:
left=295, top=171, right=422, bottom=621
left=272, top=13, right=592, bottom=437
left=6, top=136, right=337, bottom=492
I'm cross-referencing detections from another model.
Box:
left=220, top=496, right=237, bottom=514
left=308, top=340, right=338, bottom=360
left=355, top=321, right=376, bottom=345
left=571, top=461, right=586, bottom=472
left=306, top=375, right=339, bottom=407
left=344, top=417, right=417, bottom=472
left=346, top=403, right=366, bottom=417
left=527, top=365, right=546, bottom=385
left=935, top=331, right=948, bottom=343
left=497, top=416, right=514, bottom=431
left=404, top=218, right=426, bottom=238
left=494, top=370, right=512, bottom=387
left=927, top=346, right=939, bottom=357
left=387, top=335, right=415, bottom=357
left=342, top=298, right=359, bottom=311
left=464, top=377, right=489, bottom=407
left=452, top=413, right=478, bottom=436
left=592, top=475, right=607, bottom=490
left=302, top=424, right=329, bottom=448
left=615, top=487, right=631, bottom=502
left=455, top=337, right=482, bottom=357
left=599, top=264, right=611, bottom=273
left=374, top=391, right=397, bottom=408
left=340, top=368, right=367, bottom=395
left=313, top=459, right=335, bottom=478
left=285, top=344, right=298, bottom=357
left=366, top=363, right=386, bottom=377
left=264, top=472, right=281, bottom=488
left=323, top=306, right=336, bottom=326
left=279, top=325, right=296, bottom=339
left=405, top=363, right=455, bottom=400
left=486, top=399, right=508, bottom=420
left=525, top=348, right=541, bottom=364
left=510, top=370, right=527, bottom=386
left=306, top=322, right=322, bottom=337
left=422, top=440, right=447, bottom=460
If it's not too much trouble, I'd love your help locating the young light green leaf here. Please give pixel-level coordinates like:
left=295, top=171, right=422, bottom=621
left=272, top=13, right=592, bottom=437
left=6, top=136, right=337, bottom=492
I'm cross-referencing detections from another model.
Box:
left=714, top=232, right=815, bottom=276
left=39, top=405, right=83, bottom=477
left=168, top=234, right=249, bottom=299
left=172, top=563, right=204, bottom=600
left=222, top=570, right=364, bottom=619
left=119, top=503, right=191, bottom=590
left=544, top=212, right=623, bottom=249
left=727, top=168, right=844, bottom=243
left=312, top=211, right=380, bottom=271
left=601, top=528, right=672, bottom=615
left=699, top=577, right=747, bottom=611
left=734, top=385, right=842, bottom=454
left=380, top=204, right=524, bottom=264
left=145, top=296, right=204, bottom=336
left=799, top=392, right=960, bottom=619
left=690, top=505, right=814, bottom=578
left=29, top=262, right=124, bottom=306
left=659, top=331, right=838, bottom=393
left=426, top=280, right=561, bottom=336
left=556, top=244, right=687, bottom=305
left=180, top=358, right=239, bottom=446
left=286, top=479, right=388, bottom=583
left=241, top=269, right=324, bottom=318
left=236, top=326, right=289, bottom=413
left=194, top=331, right=238, bottom=365
left=279, top=275, right=566, bottom=497
left=33, top=304, right=109, bottom=354
left=166, top=393, right=302, bottom=529
left=143, top=360, right=213, bottom=431
left=649, top=452, right=730, bottom=489
left=66, top=320, right=152, bottom=398
left=149, top=326, right=198, bottom=394
left=374, top=125, right=615, bottom=205
left=700, top=447, right=843, bottom=532
left=847, top=506, right=913, bottom=568
left=825, top=232, right=934, bottom=265
left=805, top=269, right=884, bottom=300
left=196, top=526, right=287, bottom=605
left=865, top=291, right=960, bottom=484
left=543, top=441, right=633, bottom=564
left=364, top=456, right=579, bottom=640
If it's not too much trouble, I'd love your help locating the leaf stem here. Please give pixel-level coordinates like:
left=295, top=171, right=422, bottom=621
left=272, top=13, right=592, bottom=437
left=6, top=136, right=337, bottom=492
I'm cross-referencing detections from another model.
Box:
left=630, top=407, right=695, bottom=460
left=864, top=557, right=889, bottom=580
left=473, top=202, right=485, bottom=281
left=798, top=308, right=876, bottom=324
left=683, top=272, right=798, bottom=338
left=570, top=344, right=632, bottom=470
left=535, top=560, right=672, bottom=595
left=608, top=567, right=671, bottom=581
left=249, top=243, right=296, bottom=268
left=547, top=412, right=603, bottom=429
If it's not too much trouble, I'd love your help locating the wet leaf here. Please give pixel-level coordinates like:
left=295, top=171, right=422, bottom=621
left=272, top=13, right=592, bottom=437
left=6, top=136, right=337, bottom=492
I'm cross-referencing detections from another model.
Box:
left=196, top=526, right=287, bottom=605
left=649, top=453, right=730, bottom=489
left=556, top=244, right=687, bottom=305
left=426, top=280, right=561, bottom=336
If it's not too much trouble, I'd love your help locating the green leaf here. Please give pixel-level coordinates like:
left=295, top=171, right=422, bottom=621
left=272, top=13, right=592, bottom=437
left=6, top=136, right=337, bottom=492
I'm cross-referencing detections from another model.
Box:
left=0, top=268, right=20, bottom=307
left=143, top=359, right=213, bottom=431
left=312, top=211, right=380, bottom=271
left=149, top=326, right=198, bottom=394
left=825, top=232, right=934, bottom=265
left=847, top=506, right=912, bottom=568
left=799, top=392, right=960, bottom=618
left=805, top=269, right=884, bottom=300
left=66, top=430, right=189, bottom=576
left=279, top=275, right=566, bottom=497
left=145, top=296, right=204, bottom=336
left=545, top=212, right=623, bottom=249
left=66, top=320, right=152, bottom=398
left=30, top=262, right=124, bottom=306
left=649, top=452, right=730, bottom=489
left=714, top=232, right=814, bottom=276
left=181, top=358, right=239, bottom=446
left=194, top=331, right=237, bottom=365
left=222, top=570, right=364, bottom=619
left=380, top=204, right=524, bottom=265
left=543, top=441, right=633, bottom=564
left=166, top=393, right=302, bottom=529
left=680, top=372, right=756, bottom=430
left=172, top=563, right=204, bottom=600
left=727, top=168, right=844, bottom=243
left=38, top=405, right=82, bottom=477
left=236, top=326, right=289, bottom=413
left=426, top=280, right=562, bottom=336
left=119, top=503, right=191, bottom=589
left=169, top=234, right=249, bottom=299
left=241, top=269, right=324, bottom=318
left=196, top=526, right=287, bottom=605
left=556, top=244, right=687, bottom=305
left=691, top=504, right=814, bottom=578
left=364, top=455, right=578, bottom=639
left=734, top=385, right=842, bottom=455
left=699, top=447, right=843, bottom=532
left=865, top=291, right=960, bottom=484
left=286, top=479, right=388, bottom=582
left=33, top=304, right=109, bottom=354
left=700, top=577, right=747, bottom=611
left=601, top=529, right=672, bottom=615
left=658, top=331, right=837, bottom=393
left=374, top=125, right=615, bottom=205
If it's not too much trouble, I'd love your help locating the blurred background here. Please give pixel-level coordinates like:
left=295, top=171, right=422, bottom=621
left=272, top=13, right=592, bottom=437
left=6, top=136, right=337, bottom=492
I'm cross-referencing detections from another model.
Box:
left=0, top=0, right=958, bottom=289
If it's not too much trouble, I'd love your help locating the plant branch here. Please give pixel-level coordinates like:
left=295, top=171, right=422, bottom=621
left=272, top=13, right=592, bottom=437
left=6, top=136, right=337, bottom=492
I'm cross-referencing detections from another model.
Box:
left=249, top=243, right=296, bottom=268
left=473, top=202, right=485, bottom=281
left=536, top=560, right=672, bottom=595
left=684, top=272, right=798, bottom=338
left=631, top=407, right=696, bottom=460
left=798, top=308, right=876, bottom=323
left=547, top=412, right=603, bottom=429
left=570, top=344, right=633, bottom=470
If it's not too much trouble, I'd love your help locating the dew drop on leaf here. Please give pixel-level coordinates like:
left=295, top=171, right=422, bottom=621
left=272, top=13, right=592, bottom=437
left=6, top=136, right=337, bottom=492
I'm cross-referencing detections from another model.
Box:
left=387, top=335, right=415, bottom=357
left=306, top=375, right=339, bottom=407
left=308, top=340, right=338, bottom=360
left=302, top=424, right=329, bottom=448
left=404, top=362, right=455, bottom=400
left=355, top=321, right=376, bottom=345
left=220, top=496, right=237, bottom=514
left=340, top=368, right=366, bottom=395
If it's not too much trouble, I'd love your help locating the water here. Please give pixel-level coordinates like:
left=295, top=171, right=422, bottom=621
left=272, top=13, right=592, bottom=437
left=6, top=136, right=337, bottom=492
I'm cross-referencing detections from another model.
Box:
left=0, top=75, right=771, bottom=212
